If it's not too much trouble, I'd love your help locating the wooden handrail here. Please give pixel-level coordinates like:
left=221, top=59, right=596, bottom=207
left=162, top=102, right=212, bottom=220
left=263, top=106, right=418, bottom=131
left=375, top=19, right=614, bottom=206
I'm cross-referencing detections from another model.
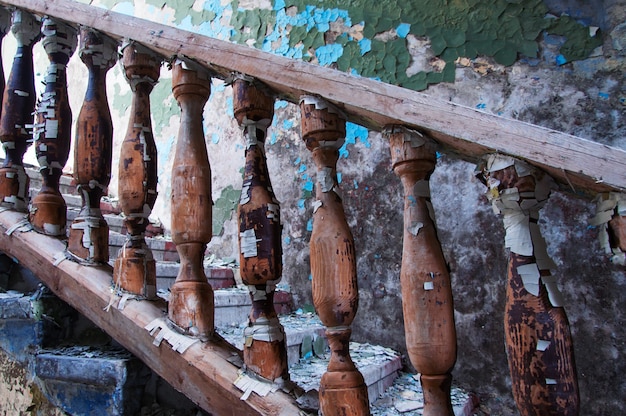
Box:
left=1, top=0, right=625, bottom=196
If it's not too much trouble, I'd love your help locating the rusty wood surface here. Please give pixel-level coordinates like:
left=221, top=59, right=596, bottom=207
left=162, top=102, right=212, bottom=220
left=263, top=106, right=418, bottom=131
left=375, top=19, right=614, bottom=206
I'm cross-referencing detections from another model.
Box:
left=2, top=0, right=625, bottom=196
left=0, top=209, right=301, bottom=416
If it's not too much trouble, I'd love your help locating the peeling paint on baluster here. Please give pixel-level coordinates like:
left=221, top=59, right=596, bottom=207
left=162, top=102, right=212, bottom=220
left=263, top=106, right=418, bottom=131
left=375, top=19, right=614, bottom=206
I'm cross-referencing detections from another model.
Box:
left=0, top=10, right=41, bottom=212
left=477, top=154, right=579, bottom=416
left=29, top=18, right=77, bottom=236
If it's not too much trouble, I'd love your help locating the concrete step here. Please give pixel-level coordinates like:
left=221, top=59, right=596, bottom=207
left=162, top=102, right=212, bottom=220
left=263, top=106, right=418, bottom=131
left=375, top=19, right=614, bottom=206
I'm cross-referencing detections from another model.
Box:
left=35, top=346, right=147, bottom=416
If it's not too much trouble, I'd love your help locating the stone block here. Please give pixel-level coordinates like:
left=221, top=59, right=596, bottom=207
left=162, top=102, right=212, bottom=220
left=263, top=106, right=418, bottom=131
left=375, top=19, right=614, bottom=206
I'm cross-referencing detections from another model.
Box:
left=35, top=347, right=148, bottom=416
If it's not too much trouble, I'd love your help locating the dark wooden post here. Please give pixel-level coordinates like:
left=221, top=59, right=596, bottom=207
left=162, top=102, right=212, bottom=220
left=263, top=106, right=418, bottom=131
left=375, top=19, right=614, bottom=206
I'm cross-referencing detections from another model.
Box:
left=113, top=42, right=161, bottom=298
left=385, top=125, right=457, bottom=416
left=0, top=7, right=11, bottom=107
left=0, top=10, right=40, bottom=212
left=169, top=58, right=214, bottom=339
left=299, top=96, right=370, bottom=416
left=232, top=76, right=288, bottom=382
left=29, top=18, right=77, bottom=236
left=67, top=28, right=117, bottom=263
left=478, top=154, right=579, bottom=416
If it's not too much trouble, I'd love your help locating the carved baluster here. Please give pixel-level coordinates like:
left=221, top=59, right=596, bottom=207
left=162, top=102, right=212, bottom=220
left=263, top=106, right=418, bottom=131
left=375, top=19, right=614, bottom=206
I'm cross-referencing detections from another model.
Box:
left=300, top=96, right=369, bottom=416
left=113, top=42, right=161, bottom=298
left=0, top=8, right=11, bottom=106
left=169, top=59, right=214, bottom=339
left=0, top=11, right=41, bottom=212
left=67, top=29, right=117, bottom=263
left=385, top=126, right=457, bottom=415
left=29, top=18, right=77, bottom=236
left=478, top=154, right=579, bottom=415
left=233, top=76, right=288, bottom=382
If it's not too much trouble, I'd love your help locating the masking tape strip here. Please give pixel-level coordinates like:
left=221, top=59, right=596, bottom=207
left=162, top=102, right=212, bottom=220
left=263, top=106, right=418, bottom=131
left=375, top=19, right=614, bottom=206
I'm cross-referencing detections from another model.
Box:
left=5, top=218, right=31, bottom=236
left=300, top=95, right=347, bottom=120
left=243, top=317, right=285, bottom=343
left=234, top=370, right=283, bottom=400
left=536, top=339, right=550, bottom=351
left=317, top=166, right=335, bottom=193
left=144, top=317, right=199, bottom=354
left=240, top=228, right=260, bottom=258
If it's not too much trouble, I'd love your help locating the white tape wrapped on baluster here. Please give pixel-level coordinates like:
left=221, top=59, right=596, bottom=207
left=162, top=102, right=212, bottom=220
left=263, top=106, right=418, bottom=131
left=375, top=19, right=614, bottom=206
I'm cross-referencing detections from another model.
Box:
left=80, top=31, right=118, bottom=69
left=240, top=178, right=252, bottom=205
left=244, top=316, right=285, bottom=343
left=589, top=192, right=626, bottom=265
left=145, top=317, right=199, bottom=353
left=241, top=117, right=271, bottom=150
left=317, top=167, right=335, bottom=193
left=300, top=95, right=347, bottom=120
left=41, top=19, right=78, bottom=57
left=240, top=228, right=260, bottom=258
left=120, top=40, right=160, bottom=91
left=12, top=10, right=40, bottom=47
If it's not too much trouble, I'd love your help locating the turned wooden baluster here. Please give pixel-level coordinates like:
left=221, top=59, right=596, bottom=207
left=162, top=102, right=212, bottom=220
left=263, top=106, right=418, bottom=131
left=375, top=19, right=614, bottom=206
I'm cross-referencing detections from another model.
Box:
left=300, top=96, right=369, bottom=416
left=169, top=59, right=214, bottom=339
left=0, top=7, right=11, bottom=107
left=385, top=126, right=457, bottom=416
left=478, top=154, right=579, bottom=416
left=590, top=192, right=626, bottom=265
left=67, top=29, right=117, bottom=263
left=113, top=42, right=161, bottom=298
left=29, top=18, right=77, bottom=236
left=0, top=10, right=40, bottom=212
left=233, top=77, right=288, bottom=382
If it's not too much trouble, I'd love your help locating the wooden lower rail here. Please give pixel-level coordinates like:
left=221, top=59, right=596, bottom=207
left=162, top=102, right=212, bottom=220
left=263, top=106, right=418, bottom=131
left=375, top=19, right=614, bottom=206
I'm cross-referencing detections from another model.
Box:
left=2, top=0, right=626, bottom=196
left=0, top=209, right=300, bottom=416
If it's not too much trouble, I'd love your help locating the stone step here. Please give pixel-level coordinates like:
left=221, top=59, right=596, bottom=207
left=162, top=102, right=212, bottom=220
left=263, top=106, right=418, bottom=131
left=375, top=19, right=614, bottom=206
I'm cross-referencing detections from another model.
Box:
left=35, top=346, right=147, bottom=416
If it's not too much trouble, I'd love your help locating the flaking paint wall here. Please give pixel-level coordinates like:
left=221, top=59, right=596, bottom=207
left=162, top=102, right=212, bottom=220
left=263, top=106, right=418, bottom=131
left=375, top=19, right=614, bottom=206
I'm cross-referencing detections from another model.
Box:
left=1, top=0, right=624, bottom=413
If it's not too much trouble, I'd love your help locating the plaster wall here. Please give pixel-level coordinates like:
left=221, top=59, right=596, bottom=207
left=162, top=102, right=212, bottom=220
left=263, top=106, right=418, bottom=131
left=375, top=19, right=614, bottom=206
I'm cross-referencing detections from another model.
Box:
left=0, top=0, right=624, bottom=414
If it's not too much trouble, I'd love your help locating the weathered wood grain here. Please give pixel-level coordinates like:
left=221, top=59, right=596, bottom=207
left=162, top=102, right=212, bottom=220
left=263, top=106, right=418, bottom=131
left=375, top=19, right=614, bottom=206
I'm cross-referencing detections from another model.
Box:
left=387, top=126, right=457, bottom=416
left=0, top=10, right=39, bottom=212
left=67, top=28, right=116, bottom=264
left=113, top=42, right=160, bottom=298
left=30, top=18, right=77, bottom=236
left=169, top=59, right=214, bottom=339
left=0, top=209, right=301, bottom=415
left=234, top=78, right=288, bottom=382
left=301, top=99, right=370, bottom=416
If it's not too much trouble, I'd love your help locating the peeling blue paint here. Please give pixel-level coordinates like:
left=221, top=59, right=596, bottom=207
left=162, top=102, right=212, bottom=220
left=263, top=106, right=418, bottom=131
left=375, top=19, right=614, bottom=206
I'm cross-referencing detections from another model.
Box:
left=275, top=100, right=288, bottom=109
left=270, top=132, right=278, bottom=145
left=353, top=179, right=358, bottom=189
left=303, top=180, right=314, bottom=192
left=598, top=92, right=609, bottom=100
left=556, top=54, right=568, bottom=65
left=225, top=96, right=234, bottom=116
left=283, top=119, right=294, bottom=129
left=297, top=199, right=306, bottom=209
left=298, top=164, right=307, bottom=173
left=316, top=43, right=344, bottom=66
left=306, top=218, right=313, bottom=231
left=396, top=23, right=410, bottom=38
left=337, top=172, right=342, bottom=183
left=212, top=133, right=220, bottom=144
left=358, top=38, right=371, bottom=55
left=283, top=236, right=291, bottom=244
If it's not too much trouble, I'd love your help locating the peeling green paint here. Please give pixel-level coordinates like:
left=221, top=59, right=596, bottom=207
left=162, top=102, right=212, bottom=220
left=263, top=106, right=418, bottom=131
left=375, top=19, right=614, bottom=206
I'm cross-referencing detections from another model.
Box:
left=213, top=185, right=241, bottom=236
left=227, top=0, right=602, bottom=90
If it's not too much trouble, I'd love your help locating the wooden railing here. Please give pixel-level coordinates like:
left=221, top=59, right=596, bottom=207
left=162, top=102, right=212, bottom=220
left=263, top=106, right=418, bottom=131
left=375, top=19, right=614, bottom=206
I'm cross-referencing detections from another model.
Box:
left=0, top=1, right=624, bottom=415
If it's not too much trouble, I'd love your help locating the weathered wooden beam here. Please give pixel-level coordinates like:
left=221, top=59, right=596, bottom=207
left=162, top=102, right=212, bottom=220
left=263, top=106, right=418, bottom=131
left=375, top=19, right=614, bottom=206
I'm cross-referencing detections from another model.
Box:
left=1, top=0, right=624, bottom=196
left=0, top=209, right=301, bottom=415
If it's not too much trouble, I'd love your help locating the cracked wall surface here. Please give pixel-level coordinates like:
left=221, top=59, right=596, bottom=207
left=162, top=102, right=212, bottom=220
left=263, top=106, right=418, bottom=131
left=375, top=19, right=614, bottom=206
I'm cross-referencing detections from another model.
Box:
left=0, top=0, right=624, bottom=414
